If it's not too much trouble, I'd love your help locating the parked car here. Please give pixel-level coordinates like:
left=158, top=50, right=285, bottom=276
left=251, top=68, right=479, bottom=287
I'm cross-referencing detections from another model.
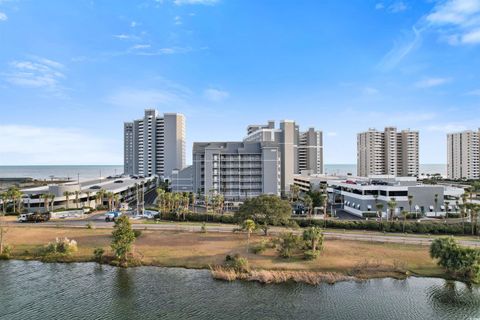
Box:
left=18, top=212, right=51, bottom=223
left=105, top=211, right=122, bottom=222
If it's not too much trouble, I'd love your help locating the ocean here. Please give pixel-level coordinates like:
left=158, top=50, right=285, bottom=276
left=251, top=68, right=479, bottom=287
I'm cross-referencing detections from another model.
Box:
left=0, top=164, right=446, bottom=180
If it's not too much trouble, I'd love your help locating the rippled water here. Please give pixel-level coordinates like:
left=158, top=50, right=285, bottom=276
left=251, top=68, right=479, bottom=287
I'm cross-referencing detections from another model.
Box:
left=0, top=261, right=479, bottom=320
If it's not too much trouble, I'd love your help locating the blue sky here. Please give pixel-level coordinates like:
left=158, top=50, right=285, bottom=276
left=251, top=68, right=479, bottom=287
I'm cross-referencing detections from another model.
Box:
left=0, top=0, right=480, bottom=165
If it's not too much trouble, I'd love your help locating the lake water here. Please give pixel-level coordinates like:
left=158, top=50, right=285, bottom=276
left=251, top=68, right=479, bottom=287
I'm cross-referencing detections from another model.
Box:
left=0, top=261, right=479, bottom=320
left=0, top=164, right=446, bottom=180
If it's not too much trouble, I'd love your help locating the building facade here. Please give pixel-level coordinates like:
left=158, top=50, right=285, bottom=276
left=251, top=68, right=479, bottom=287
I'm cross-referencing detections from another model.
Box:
left=329, top=176, right=447, bottom=218
left=357, top=127, right=419, bottom=177
left=192, top=141, right=281, bottom=201
left=447, top=130, right=480, bottom=180
left=244, top=120, right=323, bottom=194
left=124, top=109, right=186, bottom=179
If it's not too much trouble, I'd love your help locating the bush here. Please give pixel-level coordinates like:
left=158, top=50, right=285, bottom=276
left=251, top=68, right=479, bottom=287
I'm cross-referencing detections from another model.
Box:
left=200, top=222, right=207, bottom=233
left=277, top=232, right=303, bottom=258
left=0, top=245, right=12, bottom=260
left=224, top=254, right=250, bottom=273
left=42, top=237, right=78, bottom=256
left=303, top=249, right=320, bottom=260
left=133, top=230, right=142, bottom=238
left=93, top=248, right=105, bottom=262
left=251, top=239, right=274, bottom=254
left=86, top=222, right=95, bottom=229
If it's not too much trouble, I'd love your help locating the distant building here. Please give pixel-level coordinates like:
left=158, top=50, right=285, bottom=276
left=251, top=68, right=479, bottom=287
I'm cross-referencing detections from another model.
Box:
left=124, top=109, right=186, bottom=179
left=357, top=127, right=419, bottom=177
left=192, top=141, right=281, bottom=201
left=171, top=166, right=194, bottom=193
left=244, top=120, right=323, bottom=194
left=447, top=130, right=480, bottom=180
left=329, top=176, right=450, bottom=218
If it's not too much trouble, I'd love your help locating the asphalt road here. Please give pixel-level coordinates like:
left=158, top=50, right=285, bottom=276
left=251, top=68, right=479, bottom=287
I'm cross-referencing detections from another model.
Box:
left=9, top=213, right=480, bottom=248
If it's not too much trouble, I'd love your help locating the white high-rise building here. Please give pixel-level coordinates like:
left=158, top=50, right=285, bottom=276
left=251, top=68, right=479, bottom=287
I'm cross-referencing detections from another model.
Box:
left=447, top=130, right=480, bottom=180
left=124, top=109, right=186, bottom=179
left=357, top=127, right=419, bottom=177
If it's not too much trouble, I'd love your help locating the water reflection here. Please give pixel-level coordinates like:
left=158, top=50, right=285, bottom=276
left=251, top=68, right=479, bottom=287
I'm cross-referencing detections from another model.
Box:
left=427, top=280, right=480, bottom=319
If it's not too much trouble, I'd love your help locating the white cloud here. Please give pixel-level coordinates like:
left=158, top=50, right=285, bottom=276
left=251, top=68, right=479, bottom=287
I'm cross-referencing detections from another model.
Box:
left=378, top=26, right=422, bottom=70
left=0, top=11, right=7, bottom=21
left=131, top=44, right=151, bottom=50
left=426, top=0, right=480, bottom=45
left=389, top=1, right=407, bottom=13
left=130, top=21, right=137, bottom=27
left=3, top=56, right=67, bottom=96
left=0, top=125, right=121, bottom=165
left=203, top=88, right=229, bottom=102
left=375, top=3, right=385, bottom=10
left=415, top=77, right=451, bottom=88
left=173, top=0, right=218, bottom=5
left=174, top=15, right=182, bottom=25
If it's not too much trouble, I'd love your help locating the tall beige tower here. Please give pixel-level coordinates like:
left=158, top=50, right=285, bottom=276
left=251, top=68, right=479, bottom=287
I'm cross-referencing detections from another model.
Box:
left=447, top=130, right=480, bottom=179
left=357, top=127, right=419, bottom=177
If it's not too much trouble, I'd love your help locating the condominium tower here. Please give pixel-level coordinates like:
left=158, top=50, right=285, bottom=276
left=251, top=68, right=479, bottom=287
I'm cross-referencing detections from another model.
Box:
left=244, top=120, right=323, bottom=194
left=357, top=127, right=419, bottom=177
left=447, top=130, right=480, bottom=180
left=124, top=109, right=186, bottom=178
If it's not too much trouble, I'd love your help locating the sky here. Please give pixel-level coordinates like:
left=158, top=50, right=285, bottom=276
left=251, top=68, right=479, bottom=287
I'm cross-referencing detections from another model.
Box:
left=0, top=0, right=480, bottom=165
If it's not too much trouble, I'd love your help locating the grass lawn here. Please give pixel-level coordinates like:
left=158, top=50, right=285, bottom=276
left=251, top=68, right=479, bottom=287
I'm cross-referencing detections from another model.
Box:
left=2, top=226, right=444, bottom=279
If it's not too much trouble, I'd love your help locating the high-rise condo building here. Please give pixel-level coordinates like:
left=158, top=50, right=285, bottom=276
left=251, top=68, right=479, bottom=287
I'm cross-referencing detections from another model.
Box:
left=357, top=127, right=419, bottom=177
left=244, top=120, right=323, bottom=194
left=192, top=141, right=281, bottom=200
left=124, top=109, right=186, bottom=179
left=447, top=130, right=480, bottom=180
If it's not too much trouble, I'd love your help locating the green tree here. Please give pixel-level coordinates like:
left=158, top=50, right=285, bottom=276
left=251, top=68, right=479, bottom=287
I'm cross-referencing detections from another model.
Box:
left=302, top=226, right=324, bottom=252
left=0, top=192, right=7, bottom=215
left=303, top=195, right=313, bottom=218
left=8, top=187, right=22, bottom=214
left=74, top=191, right=80, bottom=209
left=111, top=215, right=136, bottom=264
left=408, top=195, right=414, bottom=217
left=387, top=198, right=397, bottom=221
left=235, top=195, right=291, bottom=236
left=63, top=191, right=72, bottom=210
left=430, top=237, right=480, bottom=283
left=289, top=184, right=300, bottom=204
left=401, top=210, right=408, bottom=233
left=277, top=232, right=302, bottom=258
left=243, top=219, right=256, bottom=253
left=376, top=202, right=384, bottom=224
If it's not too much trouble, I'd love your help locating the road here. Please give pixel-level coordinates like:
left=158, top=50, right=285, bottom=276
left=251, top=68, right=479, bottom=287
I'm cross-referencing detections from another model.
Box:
left=8, top=212, right=480, bottom=248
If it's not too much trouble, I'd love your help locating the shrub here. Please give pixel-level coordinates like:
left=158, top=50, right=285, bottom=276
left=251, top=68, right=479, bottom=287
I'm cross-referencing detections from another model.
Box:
left=200, top=222, right=207, bottom=233
left=251, top=239, right=273, bottom=254
left=277, top=232, right=303, bottom=258
left=86, top=222, right=95, bottom=229
left=93, top=248, right=105, bottom=262
left=303, top=250, right=320, bottom=260
left=43, top=237, right=78, bottom=256
left=0, top=245, right=12, bottom=260
left=224, top=254, right=250, bottom=273
left=133, top=230, right=142, bottom=238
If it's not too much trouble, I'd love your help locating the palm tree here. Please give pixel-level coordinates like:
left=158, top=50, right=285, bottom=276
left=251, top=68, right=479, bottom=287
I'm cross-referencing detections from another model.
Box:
left=444, top=201, right=450, bottom=220
left=303, top=226, right=323, bottom=252
left=243, top=219, right=256, bottom=253
left=156, top=188, right=166, bottom=213
left=74, top=191, right=80, bottom=209
left=106, top=192, right=114, bottom=211
left=408, top=195, right=414, bottom=218
left=472, top=204, right=479, bottom=236
left=289, top=184, right=300, bottom=204
left=9, top=187, right=22, bottom=214
left=0, top=192, right=7, bottom=215
left=49, top=193, right=55, bottom=211
left=387, top=198, right=397, bottom=221
left=41, top=194, right=50, bottom=212
left=63, top=191, right=72, bottom=209
left=86, top=191, right=91, bottom=208
left=401, top=210, right=408, bottom=233
left=95, top=189, right=106, bottom=209
left=461, top=193, right=468, bottom=234
left=303, top=195, right=313, bottom=218
left=376, top=202, right=384, bottom=222
left=434, top=194, right=439, bottom=217
left=113, top=194, right=120, bottom=211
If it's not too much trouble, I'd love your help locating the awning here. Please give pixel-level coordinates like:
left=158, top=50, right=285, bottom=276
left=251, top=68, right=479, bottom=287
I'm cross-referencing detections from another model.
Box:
left=415, top=205, right=420, bottom=210
left=344, top=200, right=347, bottom=205
left=429, top=205, right=434, bottom=210
left=441, top=205, right=445, bottom=210
left=346, top=201, right=350, bottom=206
left=367, top=205, right=372, bottom=210
left=357, top=204, right=361, bottom=209
left=352, top=203, right=355, bottom=207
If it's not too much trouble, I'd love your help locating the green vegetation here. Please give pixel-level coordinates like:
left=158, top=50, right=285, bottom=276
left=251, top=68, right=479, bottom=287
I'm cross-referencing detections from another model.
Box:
left=224, top=254, right=250, bottom=273
left=111, top=215, right=136, bottom=265
left=430, top=237, right=480, bottom=283
left=302, top=226, right=324, bottom=260
left=41, top=237, right=78, bottom=261
left=234, top=195, right=291, bottom=235
left=0, top=186, right=23, bottom=215
left=242, top=219, right=256, bottom=253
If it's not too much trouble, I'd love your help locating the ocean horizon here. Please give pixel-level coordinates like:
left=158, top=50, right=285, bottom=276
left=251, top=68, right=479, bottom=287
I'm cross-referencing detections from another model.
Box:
left=0, top=164, right=447, bottom=180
